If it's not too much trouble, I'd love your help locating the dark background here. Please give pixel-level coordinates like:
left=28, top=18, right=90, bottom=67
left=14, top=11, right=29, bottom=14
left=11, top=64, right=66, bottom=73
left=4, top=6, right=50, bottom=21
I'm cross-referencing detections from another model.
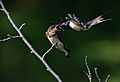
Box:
left=0, top=0, right=120, bottom=82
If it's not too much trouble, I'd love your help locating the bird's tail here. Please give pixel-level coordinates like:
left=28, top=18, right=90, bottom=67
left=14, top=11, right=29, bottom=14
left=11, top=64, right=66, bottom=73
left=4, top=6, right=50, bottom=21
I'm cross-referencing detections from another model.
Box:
left=82, top=11, right=112, bottom=29
left=64, top=47, right=70, bottom=57
left=87, top=15, right=112, bottom=28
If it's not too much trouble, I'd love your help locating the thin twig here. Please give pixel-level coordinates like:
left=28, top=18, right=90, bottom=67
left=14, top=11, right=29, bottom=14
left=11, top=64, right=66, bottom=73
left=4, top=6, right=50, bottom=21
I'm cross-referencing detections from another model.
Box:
left=42, top=44, right=55, bottom=59
left=84, top=57, right=110, bottom=82
left=105, top=75, right=110, bottom=82
left=0, top=8, right=3, bottom=11
left=0, top=0, right=62, bottom=82
left=83, top=71, right=89, bottom=78
left=19, top=23, right=26, bottom=30
left=94, top=67, right=101, bottom=82
left=84, top=56, right=92, bottom=82
left=0, top=34, right=21, bottom=41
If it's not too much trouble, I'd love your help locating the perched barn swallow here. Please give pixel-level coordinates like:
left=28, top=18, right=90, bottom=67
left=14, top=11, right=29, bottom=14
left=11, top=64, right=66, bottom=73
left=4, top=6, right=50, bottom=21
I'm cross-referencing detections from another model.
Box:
left=45, top=24, right=70, bottom=56
left=61, top=13, right=112, bottom=31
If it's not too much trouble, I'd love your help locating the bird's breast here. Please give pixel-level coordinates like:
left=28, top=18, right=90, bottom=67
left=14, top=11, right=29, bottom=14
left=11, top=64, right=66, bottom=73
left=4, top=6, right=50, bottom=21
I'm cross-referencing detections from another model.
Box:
left=48, top=36, right=63, bottom=47
left=69, top=21, right=83, bottom=31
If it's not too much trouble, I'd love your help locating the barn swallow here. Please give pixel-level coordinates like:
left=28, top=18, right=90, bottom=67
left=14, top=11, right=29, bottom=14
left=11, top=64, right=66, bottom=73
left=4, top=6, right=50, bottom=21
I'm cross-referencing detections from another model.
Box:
left=45, top=24, right=70, bottom=56
left=62, top=13, right=112, bottom=31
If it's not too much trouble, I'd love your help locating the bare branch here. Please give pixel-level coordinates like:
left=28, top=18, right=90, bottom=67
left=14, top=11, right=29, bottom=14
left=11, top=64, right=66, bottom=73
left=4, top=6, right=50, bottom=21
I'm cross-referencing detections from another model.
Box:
left=0, top=1, right=62, bottom=82
left=94, top=68, right=101, bottom=82
left=95, top=68, right=110, bottom=82
left=84, top=57, right=110, bottom=82
left=84, top=56, right=92, bottom=82
left=42, top=44, right=55, bottom=59
left=105, top=75, right=110, bottom=82
left=19, top=23, right=26, bottom=30
left=83, top=71, right=89, bottom=78
left=0, top=34, right=21, bottom=42
left=0, top=8, right=3, bottom=11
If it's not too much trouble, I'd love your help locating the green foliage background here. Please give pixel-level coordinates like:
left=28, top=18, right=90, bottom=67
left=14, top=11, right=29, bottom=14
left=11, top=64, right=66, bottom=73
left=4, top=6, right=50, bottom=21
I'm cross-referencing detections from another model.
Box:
left=0, top=0, right=120, bottom=82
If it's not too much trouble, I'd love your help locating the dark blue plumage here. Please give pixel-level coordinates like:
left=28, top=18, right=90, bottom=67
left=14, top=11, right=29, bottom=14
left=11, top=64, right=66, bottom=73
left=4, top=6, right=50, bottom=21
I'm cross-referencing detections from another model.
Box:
left=60, top=13, right=112, bottom=31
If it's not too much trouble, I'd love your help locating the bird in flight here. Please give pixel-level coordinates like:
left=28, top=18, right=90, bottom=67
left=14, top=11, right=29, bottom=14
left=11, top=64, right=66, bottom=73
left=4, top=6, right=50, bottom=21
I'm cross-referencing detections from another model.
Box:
left=60, top=13, right=112, bottom=31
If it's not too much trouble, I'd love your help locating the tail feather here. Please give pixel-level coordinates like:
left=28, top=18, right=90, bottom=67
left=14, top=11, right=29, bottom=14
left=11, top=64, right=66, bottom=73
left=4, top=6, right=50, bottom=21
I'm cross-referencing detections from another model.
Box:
left=85, top=15, right=112, bottom=28
left=64, top=47, right=70, bottom=57
left=88, top=10, right=112, bottom=28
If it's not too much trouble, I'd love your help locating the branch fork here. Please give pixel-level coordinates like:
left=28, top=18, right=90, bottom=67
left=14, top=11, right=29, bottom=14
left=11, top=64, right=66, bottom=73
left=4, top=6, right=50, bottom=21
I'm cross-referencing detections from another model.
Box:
left=19, top=23, right=26, bottom=30
left=0, top=0, right=62, bottom=82
left=42, top=43, right=55, bottom=59
left=84, top=56, right=110, bottom=82
left=0, top=34, right=21, bottom=42
left=0, top=0, right=111, bottom=82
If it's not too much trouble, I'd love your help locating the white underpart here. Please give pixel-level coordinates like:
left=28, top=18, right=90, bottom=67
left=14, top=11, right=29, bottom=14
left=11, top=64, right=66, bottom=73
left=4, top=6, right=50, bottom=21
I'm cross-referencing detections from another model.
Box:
left=48, top=36, right=63, bottom=47
left=69, top=21, right=83, bottom=31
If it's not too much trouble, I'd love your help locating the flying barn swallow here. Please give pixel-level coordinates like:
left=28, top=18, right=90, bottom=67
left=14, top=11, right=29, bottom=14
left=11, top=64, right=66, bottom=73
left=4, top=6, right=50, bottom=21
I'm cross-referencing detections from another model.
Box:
left=60, top=13, right=112, bottom=31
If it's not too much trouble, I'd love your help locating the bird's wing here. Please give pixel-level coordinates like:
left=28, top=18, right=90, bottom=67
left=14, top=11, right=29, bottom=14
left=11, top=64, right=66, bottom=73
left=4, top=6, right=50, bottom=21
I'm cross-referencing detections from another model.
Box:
left=56, top=34, right=70, bottom=51
left=56, top=34, right=64, bottom=45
